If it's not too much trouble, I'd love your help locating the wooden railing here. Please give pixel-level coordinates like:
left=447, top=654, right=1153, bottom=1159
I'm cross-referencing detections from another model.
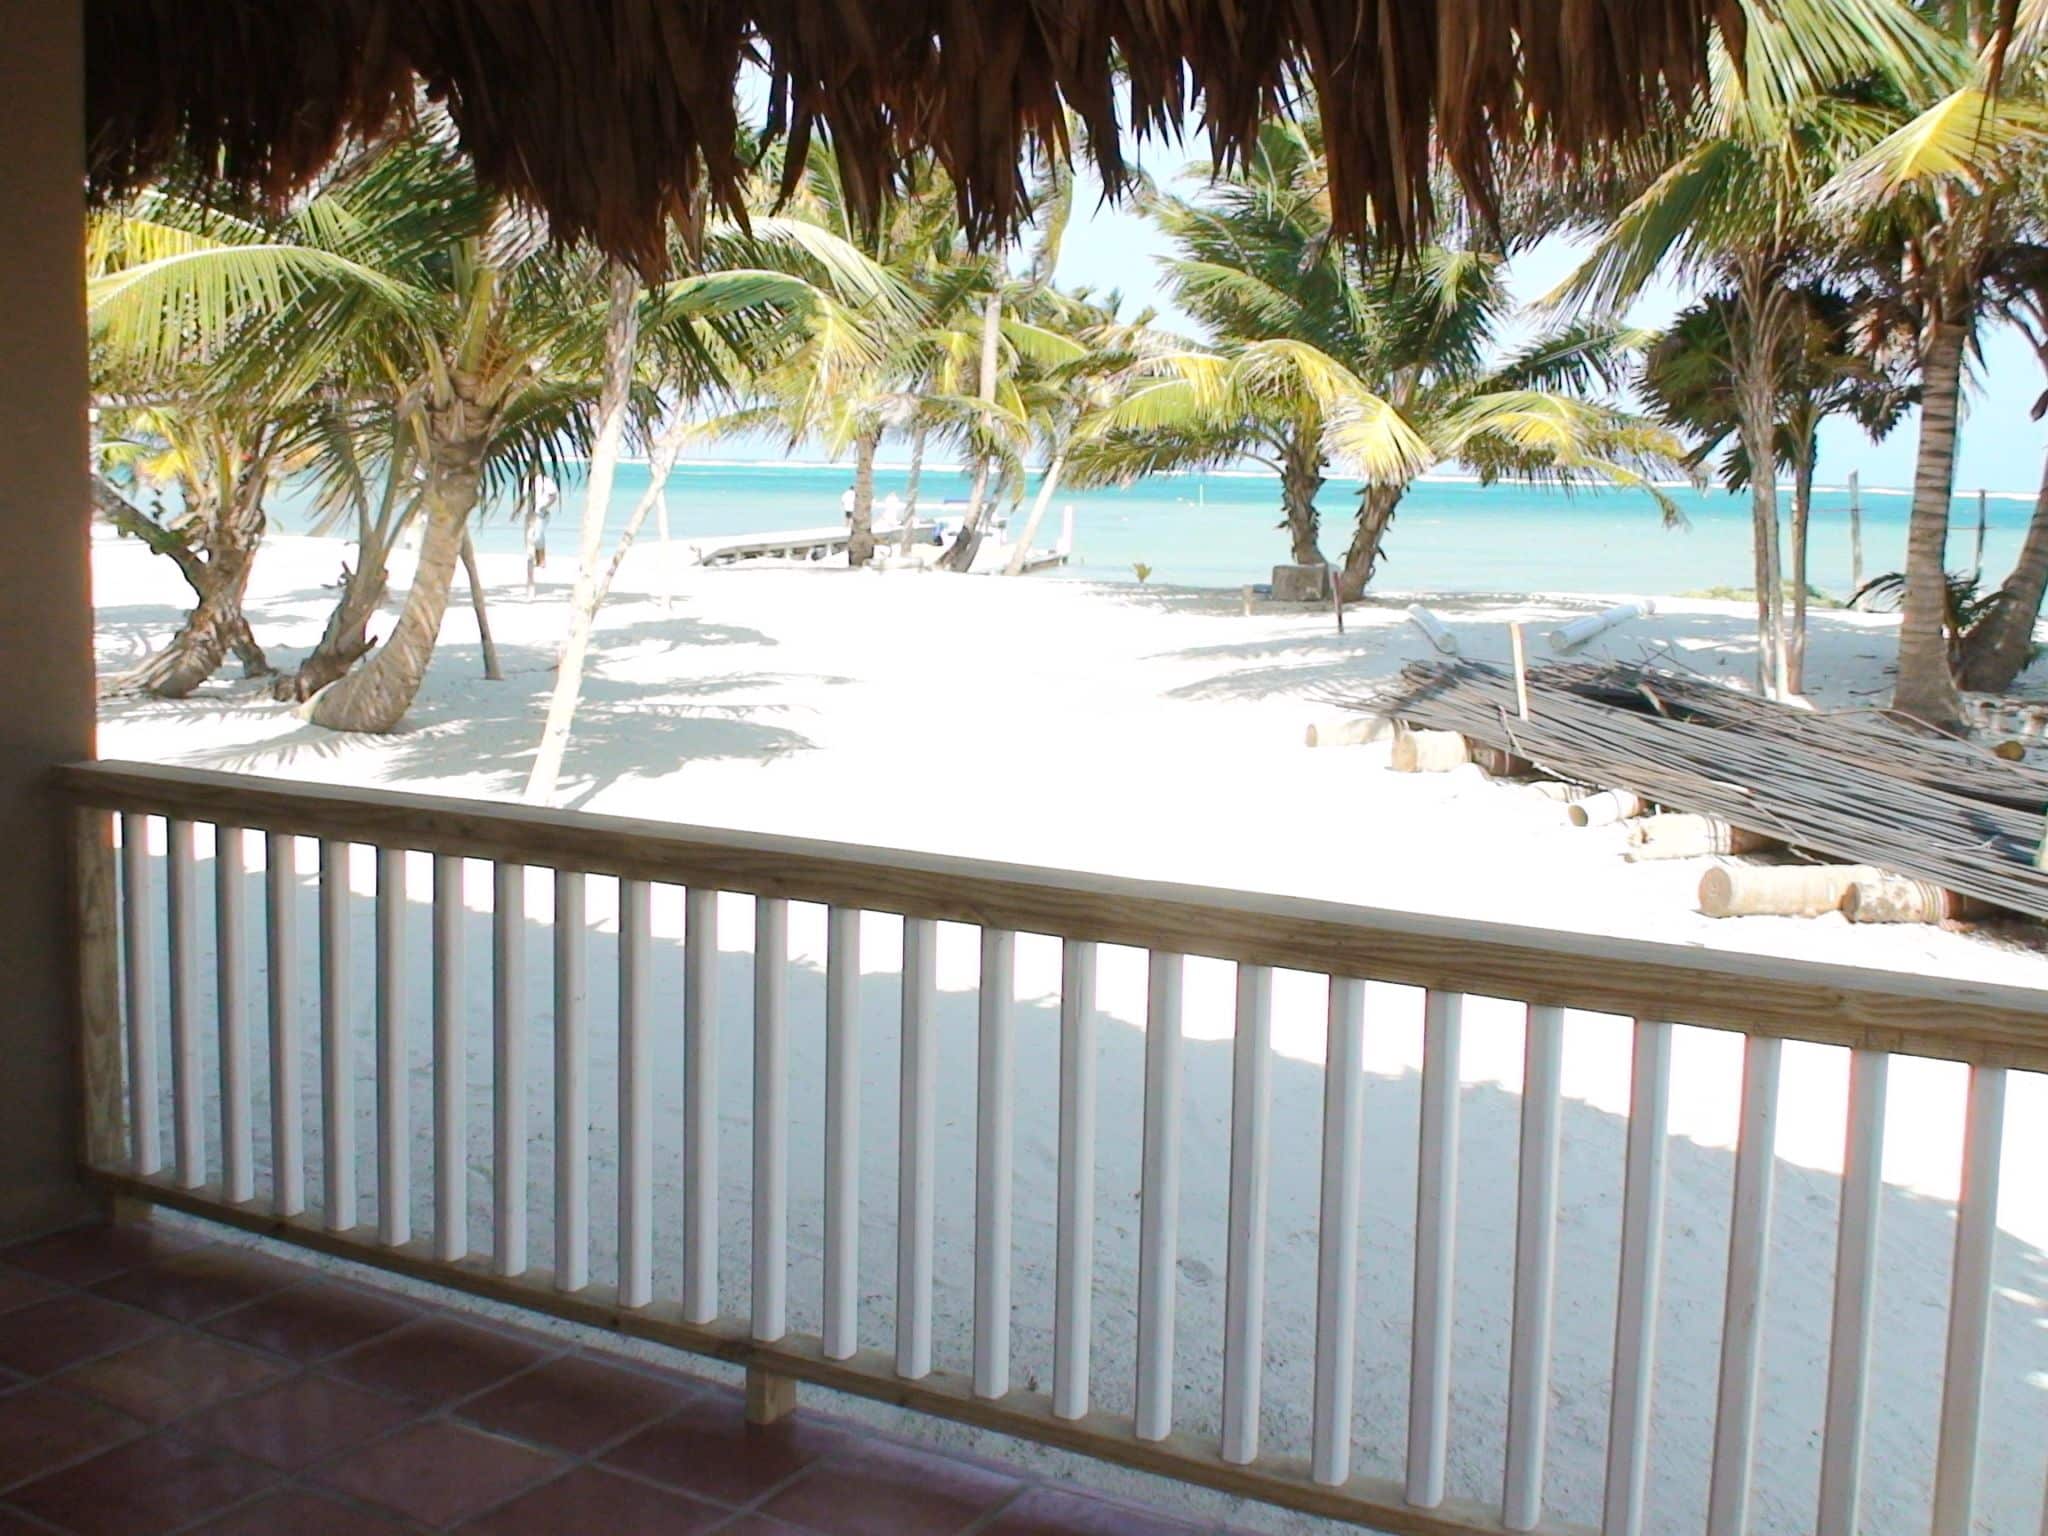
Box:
left=60, top=760, right=2048, bottom=1536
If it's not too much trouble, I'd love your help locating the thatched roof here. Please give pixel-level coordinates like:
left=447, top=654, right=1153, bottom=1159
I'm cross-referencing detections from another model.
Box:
left=87, top=0, right=1745, bottom=272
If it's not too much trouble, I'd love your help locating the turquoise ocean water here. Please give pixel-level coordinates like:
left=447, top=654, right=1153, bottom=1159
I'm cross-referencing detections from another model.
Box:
left=289, top=460, right=2040, bottom=598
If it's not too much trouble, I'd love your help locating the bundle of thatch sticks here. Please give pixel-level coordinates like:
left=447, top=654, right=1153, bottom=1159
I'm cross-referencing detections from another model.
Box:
left=1354, top=661, right=2048, bottom=922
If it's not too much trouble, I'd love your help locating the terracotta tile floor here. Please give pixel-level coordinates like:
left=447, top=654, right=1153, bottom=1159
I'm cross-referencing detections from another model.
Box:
left=0, top=1221, right=1241, bottom=1534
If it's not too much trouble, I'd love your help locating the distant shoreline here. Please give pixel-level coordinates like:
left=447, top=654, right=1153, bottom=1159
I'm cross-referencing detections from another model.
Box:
left=578, top=455, right=2033, bottom=500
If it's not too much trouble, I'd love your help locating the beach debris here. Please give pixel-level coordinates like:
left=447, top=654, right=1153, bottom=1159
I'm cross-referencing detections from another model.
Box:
left=1549, top=600, right=1655, bottom=655
left=1509, top=621, right=1531, bottom=719
left=1698, top=864, right=1880, bottom=918
left=1270, top=563, right=1331, bottom=603
left=1305, top=714, right=1389, bottom=748
left=1527, top=779, right=1596, bottom=802
left=1390, top=728, right=1525, bottom=775
left=1840, top=876, right=1988, bottom=925
left=1405, top=604, right=1459, bottom=655
left=1566, top=789, right=1649, bottom=827
left=1623, top=813, right=1775, bottom=861
left=1361, top=659, right=2048, bottom=920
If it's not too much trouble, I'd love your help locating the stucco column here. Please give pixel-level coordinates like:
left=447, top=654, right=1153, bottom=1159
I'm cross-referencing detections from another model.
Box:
left=0, top=0, right=96, bottom=1235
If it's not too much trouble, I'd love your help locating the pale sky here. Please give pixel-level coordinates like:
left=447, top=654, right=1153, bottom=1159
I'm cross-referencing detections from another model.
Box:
left=1051, top=151, right=2047, bottom=496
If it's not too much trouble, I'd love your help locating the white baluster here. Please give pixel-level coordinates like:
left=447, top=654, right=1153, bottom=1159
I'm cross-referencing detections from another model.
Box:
left=973, top=928, right=1015, bottom=1398
left=1311, top=975, right=1366, bottom=1484
left=431, top=852, right=463, bottom=1259
left=1222, top=962, right=1273, bottom=1465
left=216, top=827, right=252, bottom=1203
left=554, top=871, right=588, bottom=1292
left=1817, top=1050, right=1888, bottom=1536
left=1134, top=951, right=1184, bottom=1443
left=1504, top=1004, right=1566, bottom=1528
left=375, top=847, right=407, bottom=1246
left=319, top=839, right=354, bottom=1229
left=618, top=878, right=652, bottom=1307
left=682, top=887, right=718, bottom=1323
left=269, top=831, right=304, bottom=1215
left=1708, top=1035, right=1783, bottom=1536
left=166, top=819, right=202, bottom=1188
left=1407, top=989, right=1463, bottom=1506
left=1932, top=1065, right=2008, bottom=1536
left=1053, top=939, right=1098, bottom=1421
left=822, top=906, right=861, bottom=1359
left=897, top=916, right=938, bottom=1379
left=1603, top=1019, right=1673, bottom=1536
left=752, top=896, right=789, bottom=1342
left=493, top=863, right=526, bottom=1276
left=119, top=813, right=161, bottom=1177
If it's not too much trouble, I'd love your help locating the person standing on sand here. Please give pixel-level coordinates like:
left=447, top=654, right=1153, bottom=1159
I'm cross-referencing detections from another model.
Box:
left=523, top=470, right=559, bottom=594
left=840, top=483, right=856, bottom=524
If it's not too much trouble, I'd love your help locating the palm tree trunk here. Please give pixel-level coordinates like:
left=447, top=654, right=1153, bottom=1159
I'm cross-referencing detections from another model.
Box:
left=940, top=293, right=1003, bottom=572
left=1734, top=369, right=1786, bottom=698
left=109, top=469, right=271, bottom=698
left=304, top=416, right=487, bottom=732
left=898, top=424, right=928, bottom=557
left=1959, top=449, right=2048, bottom=692
left=525, top=262, right=641, bottom=802
left=1280, top=434, right=1326, bottom=567
left=1004, top=449, right=1069, bottom=575
left=849, top=427, right=879, bottom=567
left=1336, top=484, right=1402, bottom=601
left=1787, top=441, right=1814, bottom=696
left=459, top=532, right=501, bottom=681
left=1892, top=321, right=1969, bottom=731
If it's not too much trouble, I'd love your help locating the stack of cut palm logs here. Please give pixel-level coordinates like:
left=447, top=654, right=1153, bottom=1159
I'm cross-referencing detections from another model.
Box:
left=1359, top=661, right=2048, bottom=921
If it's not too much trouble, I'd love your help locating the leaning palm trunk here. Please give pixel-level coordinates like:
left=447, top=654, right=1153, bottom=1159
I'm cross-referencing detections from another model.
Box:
left=1003, top=449, right=1068, bottom=575
left=459, top=532, right=501, bottom=681
left=304, top=413, right=487, bottom=732
left=1959, top=450, right=2048, bottom=692
left=525, top=263, right=641, bottom=803
left=1336, top=483, right=1403, bottom=602
left=102, top=474, right=270, bottom=698
left=899, top=422, right=929, bottom=557
left=940, top=293, right=1004, bottom=572
left=849, top=427, right=879, bottom=567
left=1892, top=321, right=1969, bottom=731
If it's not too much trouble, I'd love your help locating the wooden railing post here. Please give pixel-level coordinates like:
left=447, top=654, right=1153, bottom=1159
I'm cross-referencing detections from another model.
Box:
left=73, top=805, right=124, bottom=1172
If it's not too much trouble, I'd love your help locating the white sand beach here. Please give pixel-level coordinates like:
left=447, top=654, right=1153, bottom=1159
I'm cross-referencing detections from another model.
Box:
left=94, top=532, right=2048, bottom=1534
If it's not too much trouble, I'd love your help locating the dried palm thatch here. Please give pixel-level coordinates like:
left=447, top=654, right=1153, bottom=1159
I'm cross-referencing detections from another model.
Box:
left=86, top=0, right=1748, bottom=273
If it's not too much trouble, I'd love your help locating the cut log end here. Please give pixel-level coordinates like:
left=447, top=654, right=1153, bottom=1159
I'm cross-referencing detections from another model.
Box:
left=1566, top=789, right=1648, bottom=827
left=1624, top=814, right=1775, bottom=861
left=1698, top=864, right=1880, bottom=919
left=1841, top=877, right=1991, bottom=925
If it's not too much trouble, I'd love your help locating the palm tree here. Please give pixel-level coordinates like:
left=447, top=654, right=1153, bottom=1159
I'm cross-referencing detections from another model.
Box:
left=1553, top=0, right=1955, bottom=698
left=1082, top=118, right=1681, bottom=601
left=1640, top=285, right=1915, bottom=690
left=90, top=404, right=289, bottom=695
left=1822, top=5, right=2048, bottom=723
left=1959, top=236, right=2048, bottom=689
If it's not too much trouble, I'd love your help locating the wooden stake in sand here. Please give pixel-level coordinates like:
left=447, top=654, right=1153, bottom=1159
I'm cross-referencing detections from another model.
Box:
left=1509, top=622, right=1530, bottom=720
left=1698, top=864, right=1879, bottom=918
left=1624, top=814, right=1774, bottom=860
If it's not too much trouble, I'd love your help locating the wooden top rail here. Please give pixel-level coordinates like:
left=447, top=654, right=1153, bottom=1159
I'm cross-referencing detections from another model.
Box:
left=59, top=760, right=2048, bottom=1071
